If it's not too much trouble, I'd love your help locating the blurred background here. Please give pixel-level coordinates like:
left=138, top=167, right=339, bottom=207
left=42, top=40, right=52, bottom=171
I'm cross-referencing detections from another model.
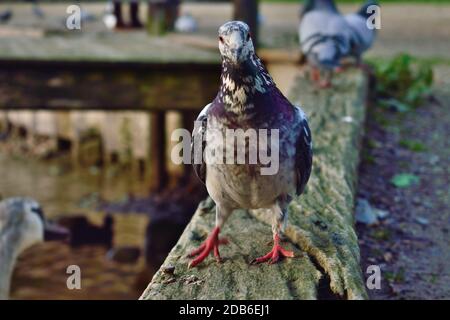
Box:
left=0, top=0, right=449, bottom=299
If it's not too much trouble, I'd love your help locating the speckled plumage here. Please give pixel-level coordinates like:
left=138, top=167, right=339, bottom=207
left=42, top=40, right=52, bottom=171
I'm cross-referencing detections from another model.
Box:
left=189, top=21, right=312, bottom=267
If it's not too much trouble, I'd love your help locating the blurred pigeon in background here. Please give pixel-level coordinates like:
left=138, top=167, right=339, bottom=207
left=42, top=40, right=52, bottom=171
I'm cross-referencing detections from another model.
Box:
left=188, top=21, right=313, bottom=268
left=299, top=0, right=353, bottom=87
left=0, top=198, right=69, bottom=299
left=344, top=0, right=378, bottom=64
left=0, top=9, right=12, bottom=24
left=175, top=13, right=198, bottom=33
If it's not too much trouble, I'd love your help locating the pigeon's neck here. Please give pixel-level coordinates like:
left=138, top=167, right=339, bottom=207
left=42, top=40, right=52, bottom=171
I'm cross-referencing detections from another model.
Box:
left=218, top=54, right=274, bottom=116
left=0, top=231, right=20, bottom=299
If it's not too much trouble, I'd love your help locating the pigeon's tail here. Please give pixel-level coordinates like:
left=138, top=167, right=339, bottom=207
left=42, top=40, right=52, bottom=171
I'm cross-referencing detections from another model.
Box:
left=357, top=0, right=379, bottom=19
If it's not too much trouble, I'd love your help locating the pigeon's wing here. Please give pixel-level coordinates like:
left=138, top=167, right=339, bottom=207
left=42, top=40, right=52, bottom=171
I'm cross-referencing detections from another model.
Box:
left=191, top=103, right=211, bottom=184
left=299, top=11, right=326, bottom=53
left=300, top=11, right=351, bottom=57
left=294, top=106, right=313, bottom=195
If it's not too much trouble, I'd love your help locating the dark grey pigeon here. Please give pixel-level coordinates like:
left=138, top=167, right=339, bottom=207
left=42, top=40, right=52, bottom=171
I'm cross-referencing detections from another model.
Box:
left=0, top=10, right=12, bottom=24
left=345, top=0, right=378, bottom=63
left=188, top=21, right=313, bottom=268
left=299, top=0, right=353, bottom=87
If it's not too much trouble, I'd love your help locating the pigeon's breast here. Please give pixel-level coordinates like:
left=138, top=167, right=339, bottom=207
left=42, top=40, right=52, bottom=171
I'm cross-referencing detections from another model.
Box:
left=204, top=114, right=298, bottom=209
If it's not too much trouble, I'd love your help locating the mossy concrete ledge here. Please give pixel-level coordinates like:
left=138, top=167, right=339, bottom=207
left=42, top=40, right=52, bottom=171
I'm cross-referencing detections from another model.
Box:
left=140, top=70, right=369, bottom=300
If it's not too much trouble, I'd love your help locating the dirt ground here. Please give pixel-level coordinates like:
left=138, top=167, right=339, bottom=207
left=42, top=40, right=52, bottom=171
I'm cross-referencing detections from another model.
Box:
left=357, top=65, right=450, bottom=299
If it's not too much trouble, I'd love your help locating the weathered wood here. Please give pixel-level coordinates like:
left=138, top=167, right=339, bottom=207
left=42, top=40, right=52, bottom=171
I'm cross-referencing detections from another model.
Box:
left=0, top=61, right=220, bottom=112
left=140, top=70, right=368, bottom=300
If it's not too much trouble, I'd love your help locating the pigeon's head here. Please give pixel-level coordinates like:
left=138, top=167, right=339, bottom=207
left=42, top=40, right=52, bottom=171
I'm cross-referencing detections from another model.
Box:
left=218, top=21, right=254, bottom=65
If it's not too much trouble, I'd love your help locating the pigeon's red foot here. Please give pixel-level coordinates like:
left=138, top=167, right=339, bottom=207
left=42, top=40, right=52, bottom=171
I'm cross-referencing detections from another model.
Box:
left=188, top=227, right=228, bottom=268
left=310, top=68, right=320, bottom=83
left=251, top=234, right=294, bottom=265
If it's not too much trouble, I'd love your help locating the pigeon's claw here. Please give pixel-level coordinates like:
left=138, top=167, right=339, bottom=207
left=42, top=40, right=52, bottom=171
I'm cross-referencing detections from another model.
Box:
left=251, top=234, right=294, bottom=265
left=188, top=227, right=228, bottom=268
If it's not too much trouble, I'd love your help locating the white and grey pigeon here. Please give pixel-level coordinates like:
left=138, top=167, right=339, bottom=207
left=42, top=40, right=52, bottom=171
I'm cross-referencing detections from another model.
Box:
left=188, top=21, right=313, bottom=268
left=344, top=0, right=378, bottom=64
left=0, top=198, right=69, bottom=299
left=299, top=0, right=353, bottom=87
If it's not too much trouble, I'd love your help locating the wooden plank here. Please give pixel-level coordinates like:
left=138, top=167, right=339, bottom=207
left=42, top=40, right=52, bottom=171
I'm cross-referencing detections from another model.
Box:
left=0, top=31, right=219, bottom=63
left=140, top=69, right=369, bottom=300
left=0, top=61, right=220, bottom=111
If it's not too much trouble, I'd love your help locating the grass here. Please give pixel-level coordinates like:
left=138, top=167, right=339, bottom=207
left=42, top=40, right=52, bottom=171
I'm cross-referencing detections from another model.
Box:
left=399, top=139, right=427, bottom=152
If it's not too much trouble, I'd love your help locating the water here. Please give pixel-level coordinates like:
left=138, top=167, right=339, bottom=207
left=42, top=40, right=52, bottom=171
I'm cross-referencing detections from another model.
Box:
left=0, top=151, right=153, bottom=299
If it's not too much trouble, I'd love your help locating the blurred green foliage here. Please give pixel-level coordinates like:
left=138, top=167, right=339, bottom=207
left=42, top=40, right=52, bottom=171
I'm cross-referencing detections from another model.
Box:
left=399, top=139, right=427, bottom=152
left=373, top=54, right=433, bottom=112
left=390, top=173, right=420, bottom=188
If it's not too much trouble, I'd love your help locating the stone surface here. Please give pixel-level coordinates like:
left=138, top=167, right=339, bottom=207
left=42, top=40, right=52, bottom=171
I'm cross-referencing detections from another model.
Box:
left=140, top=70, right=368, bottom=300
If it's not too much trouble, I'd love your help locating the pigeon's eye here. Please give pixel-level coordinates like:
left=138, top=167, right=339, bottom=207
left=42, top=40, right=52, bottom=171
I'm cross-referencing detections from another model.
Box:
left=219, top=36, right=224, bottom=43
left=246, top=33, right=251, bottom=41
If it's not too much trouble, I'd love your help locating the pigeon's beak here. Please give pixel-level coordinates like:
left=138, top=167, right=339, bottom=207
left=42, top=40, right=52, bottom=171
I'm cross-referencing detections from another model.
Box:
left=230, top=48, right=243, bottom=64
left=227, top=31, right=245, bottom=64
left=44, top=222, right=69, bottom=241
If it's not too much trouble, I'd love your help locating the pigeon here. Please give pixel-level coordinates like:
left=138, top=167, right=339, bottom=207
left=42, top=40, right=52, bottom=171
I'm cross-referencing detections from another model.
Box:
left=0, top=198, right=69, bottom=299
left=299, top=0, right=353, bottom=87
left=0, top=9, right=13, bottom=24
left=188, top=21, right=313, bottom=268
left=344, top=1, right=378, bottom=64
